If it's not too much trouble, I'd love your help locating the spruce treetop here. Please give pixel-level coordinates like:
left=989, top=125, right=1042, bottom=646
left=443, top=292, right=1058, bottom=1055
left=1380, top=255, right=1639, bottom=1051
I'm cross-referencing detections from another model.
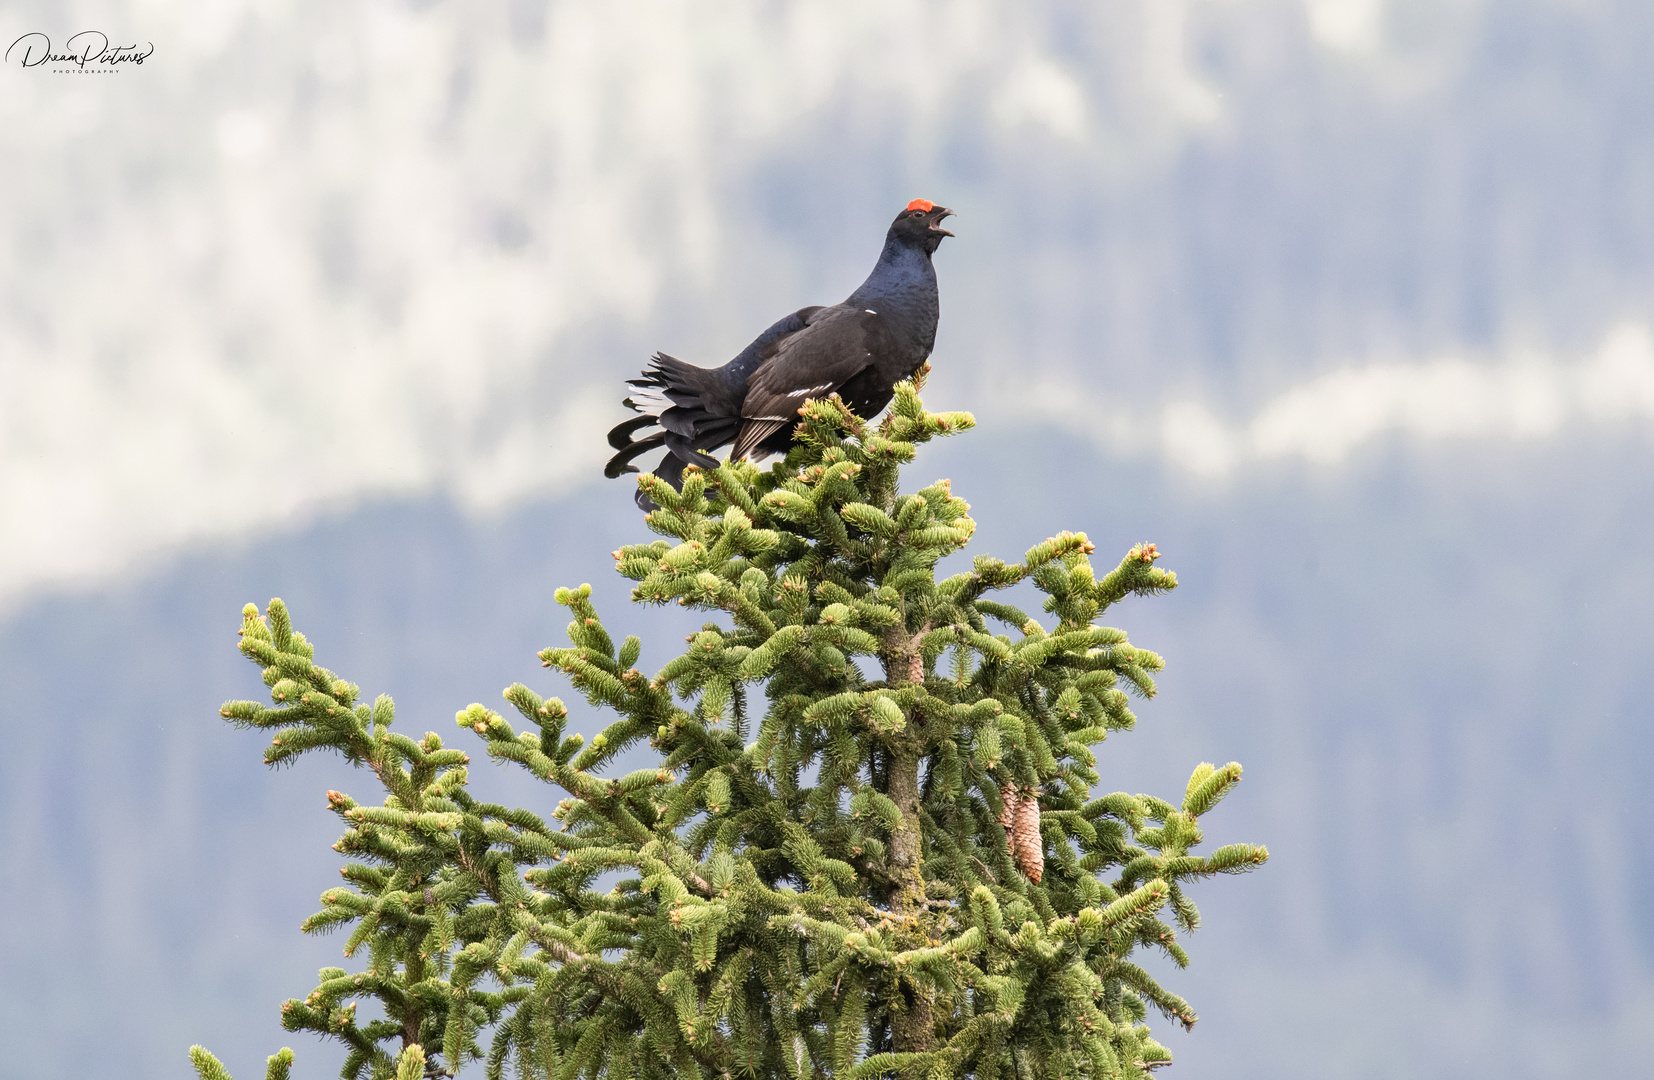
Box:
left=194, top=372, right=1266, bottom=1080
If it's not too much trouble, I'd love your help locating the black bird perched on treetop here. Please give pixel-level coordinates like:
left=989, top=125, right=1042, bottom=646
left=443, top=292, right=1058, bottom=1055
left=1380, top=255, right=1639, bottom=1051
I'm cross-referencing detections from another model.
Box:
left=605, top=198, right=955, bottom=508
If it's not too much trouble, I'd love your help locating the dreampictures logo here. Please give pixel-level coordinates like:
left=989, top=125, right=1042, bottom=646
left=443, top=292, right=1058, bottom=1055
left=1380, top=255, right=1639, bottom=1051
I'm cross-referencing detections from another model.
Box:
left=6, top=32, right=153, bottom=73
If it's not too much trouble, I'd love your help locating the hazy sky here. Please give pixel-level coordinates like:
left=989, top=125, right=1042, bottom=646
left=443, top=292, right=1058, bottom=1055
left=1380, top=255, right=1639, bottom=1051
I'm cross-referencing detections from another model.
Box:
left=9, top=4, right=1654, bottom=1077
left=10, top=0, right=1653, bottom=612
left=0, top=0, right=1647, bottom=594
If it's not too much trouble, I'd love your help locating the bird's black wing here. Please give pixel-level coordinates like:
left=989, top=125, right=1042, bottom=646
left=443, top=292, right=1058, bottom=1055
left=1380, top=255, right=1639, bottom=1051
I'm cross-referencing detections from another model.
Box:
left=731, top=305, right=879, bottom=461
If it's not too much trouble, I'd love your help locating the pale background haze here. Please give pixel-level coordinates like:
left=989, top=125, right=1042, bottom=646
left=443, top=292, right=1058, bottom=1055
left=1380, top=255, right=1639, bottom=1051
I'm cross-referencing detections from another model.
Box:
left=3, top=1, right=1652, bottom=1077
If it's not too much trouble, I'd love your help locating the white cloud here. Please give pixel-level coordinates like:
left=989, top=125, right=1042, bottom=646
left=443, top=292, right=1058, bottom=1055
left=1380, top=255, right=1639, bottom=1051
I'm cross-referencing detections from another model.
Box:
left=215, top=109, right=272, bottom=163
left=991, top=58, right=1089, bottom=142
left=1144, top=0, right=1223, bottom=125
left=0, top=0, right=1640, bottom=612
left=997, top=324, right=1654, bottom=479
left=0, top=0, right=1222, bottom=611
left=1304, top=0, right=1387, bottom=51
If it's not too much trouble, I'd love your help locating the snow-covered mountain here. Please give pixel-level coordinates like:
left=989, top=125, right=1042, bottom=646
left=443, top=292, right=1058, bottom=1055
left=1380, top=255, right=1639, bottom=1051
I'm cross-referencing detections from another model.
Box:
left=4, top=1, right=1653, bottom=1075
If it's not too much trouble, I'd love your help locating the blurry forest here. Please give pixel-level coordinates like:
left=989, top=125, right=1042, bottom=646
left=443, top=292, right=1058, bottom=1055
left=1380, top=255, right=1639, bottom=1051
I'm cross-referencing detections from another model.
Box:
left=3, top=2, right=1654, bottom=1077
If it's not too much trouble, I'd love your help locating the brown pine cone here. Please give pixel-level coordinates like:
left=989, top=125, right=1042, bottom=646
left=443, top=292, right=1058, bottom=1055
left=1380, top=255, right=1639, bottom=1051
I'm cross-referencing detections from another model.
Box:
left=1012, top=788, right=1043, bottom=884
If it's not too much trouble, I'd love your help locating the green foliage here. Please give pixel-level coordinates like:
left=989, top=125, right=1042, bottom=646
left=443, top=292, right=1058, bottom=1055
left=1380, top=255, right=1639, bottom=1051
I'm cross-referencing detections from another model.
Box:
left=191, top=1046, right=295, bottom=1080
left=195, top=376, right=1265, bottom=1078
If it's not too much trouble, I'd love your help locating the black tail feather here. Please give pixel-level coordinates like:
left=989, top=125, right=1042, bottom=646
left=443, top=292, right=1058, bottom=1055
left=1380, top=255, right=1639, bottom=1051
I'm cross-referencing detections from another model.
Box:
left=604, top=431, right=667, bottom=478
left=662, top=429, right=720, bottom=471
left=636, top=452, right=690, bottom=511
left=609, top=349, right=745, bottom=505
left=607, top=414, right=657, bottom=450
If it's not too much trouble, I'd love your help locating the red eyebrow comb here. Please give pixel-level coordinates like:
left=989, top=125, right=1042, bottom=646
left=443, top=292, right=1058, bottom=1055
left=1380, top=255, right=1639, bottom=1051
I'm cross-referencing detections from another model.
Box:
left=907, top=198, right=935, bottom=212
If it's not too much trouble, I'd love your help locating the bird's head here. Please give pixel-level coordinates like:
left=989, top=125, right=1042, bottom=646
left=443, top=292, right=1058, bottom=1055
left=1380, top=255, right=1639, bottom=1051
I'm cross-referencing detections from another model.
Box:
left=890, top=198, right=955, bottom=254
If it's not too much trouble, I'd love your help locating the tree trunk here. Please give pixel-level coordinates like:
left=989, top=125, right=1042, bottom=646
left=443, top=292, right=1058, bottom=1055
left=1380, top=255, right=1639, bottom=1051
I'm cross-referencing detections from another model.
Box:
left=885, top=635, right=933, bottom=1052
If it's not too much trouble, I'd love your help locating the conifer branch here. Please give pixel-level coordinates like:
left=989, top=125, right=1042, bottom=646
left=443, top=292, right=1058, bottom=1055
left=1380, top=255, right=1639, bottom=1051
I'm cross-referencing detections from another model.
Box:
left=198, top=381, right=1264, bottom=1079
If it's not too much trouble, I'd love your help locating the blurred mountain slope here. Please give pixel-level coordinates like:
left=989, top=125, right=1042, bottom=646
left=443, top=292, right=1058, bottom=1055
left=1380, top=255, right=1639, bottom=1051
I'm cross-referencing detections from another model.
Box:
left=6, top=1, right=1654, bottom=1075
left=4, top=422, right=1653, bottom=1077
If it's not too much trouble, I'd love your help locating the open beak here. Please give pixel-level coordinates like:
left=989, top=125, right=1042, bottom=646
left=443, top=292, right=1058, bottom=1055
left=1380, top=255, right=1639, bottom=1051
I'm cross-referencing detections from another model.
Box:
left=930, top=207, right=955, bottom=236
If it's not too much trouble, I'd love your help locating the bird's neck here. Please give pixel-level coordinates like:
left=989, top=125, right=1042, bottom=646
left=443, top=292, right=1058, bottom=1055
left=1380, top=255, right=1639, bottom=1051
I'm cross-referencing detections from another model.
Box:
left=846, top=239, right=936, bottom=308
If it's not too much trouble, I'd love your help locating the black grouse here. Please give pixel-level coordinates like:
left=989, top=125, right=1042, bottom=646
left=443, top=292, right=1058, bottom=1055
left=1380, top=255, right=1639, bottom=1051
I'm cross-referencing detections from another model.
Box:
left=605, top=199, right=954, bottom=507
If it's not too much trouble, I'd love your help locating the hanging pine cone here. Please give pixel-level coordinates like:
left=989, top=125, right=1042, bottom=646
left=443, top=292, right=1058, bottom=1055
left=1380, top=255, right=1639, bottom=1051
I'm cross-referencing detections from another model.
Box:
left=998, top=781, right=1019, bottom=857
left=1013, top=788, right=1043, bottom=884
